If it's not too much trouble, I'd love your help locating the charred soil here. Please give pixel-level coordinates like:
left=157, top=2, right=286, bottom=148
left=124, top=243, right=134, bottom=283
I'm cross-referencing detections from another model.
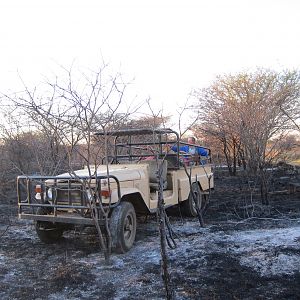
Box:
left=0, top=169, right=300, bottom=299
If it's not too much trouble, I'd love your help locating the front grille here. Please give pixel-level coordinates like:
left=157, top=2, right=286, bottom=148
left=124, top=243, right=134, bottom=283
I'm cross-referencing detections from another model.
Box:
left=56, top=188, right=85, bottom=206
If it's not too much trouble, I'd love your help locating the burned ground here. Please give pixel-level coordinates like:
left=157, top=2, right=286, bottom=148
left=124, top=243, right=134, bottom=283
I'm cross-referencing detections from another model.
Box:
left=0, top=170, right=300, bottom=299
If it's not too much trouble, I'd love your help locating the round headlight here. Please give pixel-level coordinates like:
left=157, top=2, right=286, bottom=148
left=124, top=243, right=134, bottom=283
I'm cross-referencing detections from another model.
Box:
left=47, top=188, right=53, bottom=201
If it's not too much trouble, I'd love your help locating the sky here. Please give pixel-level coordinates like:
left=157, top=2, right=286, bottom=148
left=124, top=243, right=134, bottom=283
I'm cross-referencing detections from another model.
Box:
left=1, top=0, right=300, bottom=122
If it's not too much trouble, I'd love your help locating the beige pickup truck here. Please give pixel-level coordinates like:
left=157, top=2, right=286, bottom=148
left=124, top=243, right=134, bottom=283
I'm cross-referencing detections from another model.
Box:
left=17, top=128, right=214, bottom=253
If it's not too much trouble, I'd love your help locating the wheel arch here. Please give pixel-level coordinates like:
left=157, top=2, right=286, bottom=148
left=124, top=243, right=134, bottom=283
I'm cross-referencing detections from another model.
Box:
left=121, top=192, right=150, bottom=215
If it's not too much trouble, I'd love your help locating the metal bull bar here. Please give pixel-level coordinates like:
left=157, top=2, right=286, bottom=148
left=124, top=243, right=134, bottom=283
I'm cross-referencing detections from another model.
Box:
left=17, top=174, right=121, bottom=226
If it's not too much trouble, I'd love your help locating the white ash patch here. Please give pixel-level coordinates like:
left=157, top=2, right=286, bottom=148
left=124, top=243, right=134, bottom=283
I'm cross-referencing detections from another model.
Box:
left=240, top=253, right=300, bottom=277
left=166, top=223, right=300, bottom=277
left=223, top=226, right=300, bottom=276
left=230, top=226, right=300, bottom=250
left=0, top=253, right=5, bottom=262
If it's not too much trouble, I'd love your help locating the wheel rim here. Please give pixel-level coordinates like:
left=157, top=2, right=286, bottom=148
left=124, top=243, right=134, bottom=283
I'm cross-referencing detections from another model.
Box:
left=123, top=213, right=134, bottom=241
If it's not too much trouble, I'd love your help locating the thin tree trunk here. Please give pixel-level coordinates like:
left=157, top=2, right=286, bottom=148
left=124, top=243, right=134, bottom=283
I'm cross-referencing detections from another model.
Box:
left=157, top=164, right=174, bottom=300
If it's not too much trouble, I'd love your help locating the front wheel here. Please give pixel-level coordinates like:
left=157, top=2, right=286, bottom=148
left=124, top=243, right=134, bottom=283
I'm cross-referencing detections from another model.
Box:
left=109, top=202, right=137, bottom=254
left=35, top=207, right=63, bottom=243
left=182, top=182, right=202, bottom=217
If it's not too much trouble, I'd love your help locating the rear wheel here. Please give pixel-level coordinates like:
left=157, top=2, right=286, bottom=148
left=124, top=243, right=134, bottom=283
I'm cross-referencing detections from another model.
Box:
left=182, top=182, right=202, bottom=217
left=109, top=201, right=137, bottom=253
left=35, top=207, right=63, bottom=243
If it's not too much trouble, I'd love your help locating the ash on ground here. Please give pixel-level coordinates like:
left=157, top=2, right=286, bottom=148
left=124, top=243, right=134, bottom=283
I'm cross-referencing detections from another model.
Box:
left=1, top=171, right=300, bottom=300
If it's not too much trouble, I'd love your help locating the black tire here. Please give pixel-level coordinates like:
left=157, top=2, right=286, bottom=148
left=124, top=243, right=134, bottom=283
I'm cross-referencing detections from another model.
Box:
left=182, top=182, right=202, bottom=217
left=109, top=201, right=137, bottom=254
left=35, top=207, right=63, bottom=244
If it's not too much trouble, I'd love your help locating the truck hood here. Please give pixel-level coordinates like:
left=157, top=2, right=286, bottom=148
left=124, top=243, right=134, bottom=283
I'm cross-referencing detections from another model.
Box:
left=57, top=164, right=143, bottom=182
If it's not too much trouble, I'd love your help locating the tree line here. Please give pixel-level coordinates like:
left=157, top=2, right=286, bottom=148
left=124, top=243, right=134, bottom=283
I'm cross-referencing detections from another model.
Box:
left=192, top=68, right=300, bottom=204
left=0, top=67, right=299, bottom=203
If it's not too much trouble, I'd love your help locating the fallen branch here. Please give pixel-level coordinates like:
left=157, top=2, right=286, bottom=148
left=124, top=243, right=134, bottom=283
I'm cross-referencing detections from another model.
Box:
left=0, top=224, right=10, bottom=239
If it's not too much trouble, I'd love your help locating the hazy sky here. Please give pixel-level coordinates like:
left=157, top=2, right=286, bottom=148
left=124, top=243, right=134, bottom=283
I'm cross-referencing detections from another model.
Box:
left=1, top=0, right=300, bottom=118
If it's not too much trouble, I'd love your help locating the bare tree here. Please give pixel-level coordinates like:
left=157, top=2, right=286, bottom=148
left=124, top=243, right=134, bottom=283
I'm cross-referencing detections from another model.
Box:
left=142, top=98, right=213, bottom=299
left=0, top=101, right=72, bottom=201
left=5, top=63, right=135, bottom=261
left=193, top=68, right=300, bottom=203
